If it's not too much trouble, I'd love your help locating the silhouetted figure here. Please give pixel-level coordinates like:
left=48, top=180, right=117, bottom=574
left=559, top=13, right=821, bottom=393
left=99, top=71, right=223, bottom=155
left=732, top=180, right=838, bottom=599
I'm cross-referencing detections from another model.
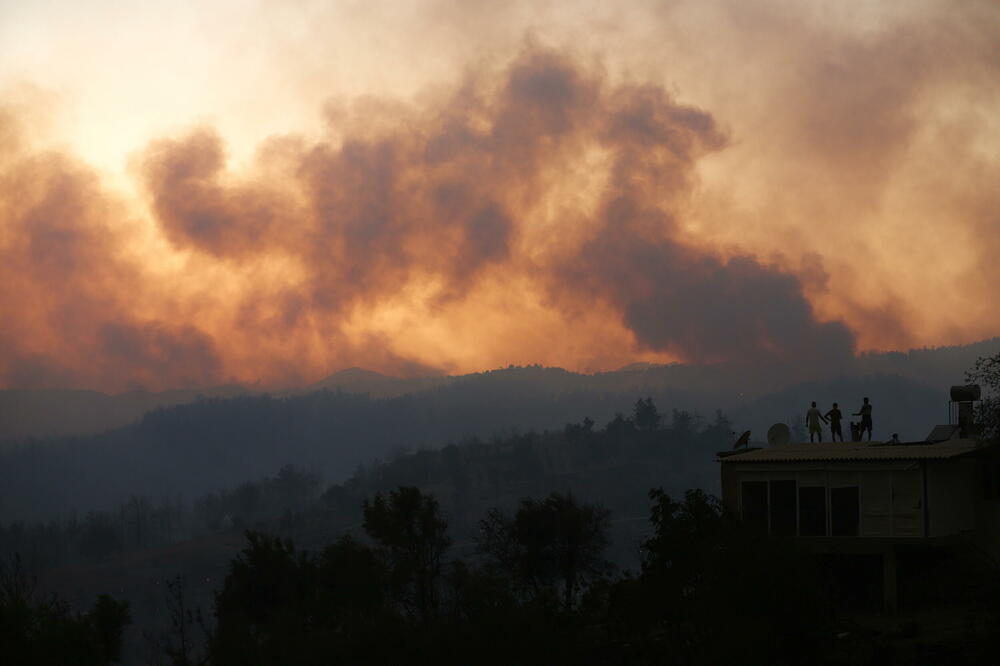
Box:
left=849, top=421, right=862, bottom=442
left=890, top=433, right=901, bottom=445
left=853, top=397, right=873, bottom=441
left=824, top=403, right=844, bottom=442
left=806, top=401, right=828, bottom=442
left=733, top=430, right=751, bottom=449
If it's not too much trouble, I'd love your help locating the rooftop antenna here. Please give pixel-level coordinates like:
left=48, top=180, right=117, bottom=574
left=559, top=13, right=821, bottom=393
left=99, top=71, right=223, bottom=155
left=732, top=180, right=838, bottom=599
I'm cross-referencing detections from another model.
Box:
left=732, top=430, right=751, bottom=450
left=767, top=423, right=791, bottom=447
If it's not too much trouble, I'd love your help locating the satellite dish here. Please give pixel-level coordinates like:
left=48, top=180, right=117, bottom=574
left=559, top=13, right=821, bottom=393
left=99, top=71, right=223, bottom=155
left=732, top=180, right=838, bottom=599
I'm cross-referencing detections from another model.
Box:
left=767, top=423, right=791, bottom=447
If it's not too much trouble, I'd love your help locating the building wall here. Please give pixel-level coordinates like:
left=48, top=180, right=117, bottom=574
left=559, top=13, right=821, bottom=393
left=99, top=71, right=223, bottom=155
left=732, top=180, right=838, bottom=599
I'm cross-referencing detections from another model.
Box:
left=891, top=468, right=924, bottom=537
left=724, top=462, right=929, bottom=539
left=860, top=470, right=891, bottom=537
left=972, top=452, right=1000, bottom=557
left=720, top=463, right=738, bottom=514
left=927, top=459, right=975, bottom=537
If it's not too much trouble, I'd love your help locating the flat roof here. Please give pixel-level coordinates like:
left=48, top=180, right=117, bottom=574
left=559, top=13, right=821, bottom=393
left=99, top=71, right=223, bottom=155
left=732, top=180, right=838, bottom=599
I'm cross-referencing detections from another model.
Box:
left=718, top=439, right=991, bottom=463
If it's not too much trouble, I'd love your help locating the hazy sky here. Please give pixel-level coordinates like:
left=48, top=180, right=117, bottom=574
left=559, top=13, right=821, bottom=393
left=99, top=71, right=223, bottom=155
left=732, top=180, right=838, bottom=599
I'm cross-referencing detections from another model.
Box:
left=1, top=0, right=998, bottom=391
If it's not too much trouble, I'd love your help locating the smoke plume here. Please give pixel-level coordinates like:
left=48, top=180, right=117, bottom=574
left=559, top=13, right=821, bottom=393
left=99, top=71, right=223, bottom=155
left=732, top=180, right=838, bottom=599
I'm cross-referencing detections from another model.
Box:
left=1, top=0, right=998, bottom=391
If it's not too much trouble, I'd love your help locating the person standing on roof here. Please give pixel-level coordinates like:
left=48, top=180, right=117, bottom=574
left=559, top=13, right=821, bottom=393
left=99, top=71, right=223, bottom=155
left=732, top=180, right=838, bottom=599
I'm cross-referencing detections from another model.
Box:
left=825, top=402, right=844, bottom=442
left=806, top=401, right=828, bottom=442
left=853, top=397, right=873, bottom=441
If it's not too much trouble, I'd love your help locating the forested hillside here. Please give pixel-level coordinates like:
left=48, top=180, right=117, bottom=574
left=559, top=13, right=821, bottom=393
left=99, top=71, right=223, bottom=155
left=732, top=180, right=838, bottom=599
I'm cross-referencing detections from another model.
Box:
left=3, top=338, right=996, bottom=444
left=1, top=398, right=728, bottom=570
left=0, top=362, right=973, bottom=523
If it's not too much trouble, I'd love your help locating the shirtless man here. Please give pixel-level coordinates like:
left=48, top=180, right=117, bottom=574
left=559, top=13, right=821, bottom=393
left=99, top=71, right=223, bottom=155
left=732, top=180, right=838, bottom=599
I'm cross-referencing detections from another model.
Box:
left=825, top=403, right=844, bottom=442
left=853, top=397, right=873, bottom=441
left=806, top=401, right=828, bottom=443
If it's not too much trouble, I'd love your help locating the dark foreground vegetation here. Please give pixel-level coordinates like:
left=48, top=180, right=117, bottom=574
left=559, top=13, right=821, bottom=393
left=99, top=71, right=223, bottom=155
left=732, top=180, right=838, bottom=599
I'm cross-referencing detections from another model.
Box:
left=3, top=348, right=999, bottom=665
left=1, top=399, right=727, bottom=575
left=15, top=483, right=997, bottom=666
left=205, top=487, right=837, bottom=666
left=1, top=555, right=131, bottom=665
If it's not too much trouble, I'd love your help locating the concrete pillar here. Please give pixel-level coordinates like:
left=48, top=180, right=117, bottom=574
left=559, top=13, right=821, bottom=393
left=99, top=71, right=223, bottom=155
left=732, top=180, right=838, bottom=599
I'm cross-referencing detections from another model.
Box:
left=883, top=544, right=898, bottom=614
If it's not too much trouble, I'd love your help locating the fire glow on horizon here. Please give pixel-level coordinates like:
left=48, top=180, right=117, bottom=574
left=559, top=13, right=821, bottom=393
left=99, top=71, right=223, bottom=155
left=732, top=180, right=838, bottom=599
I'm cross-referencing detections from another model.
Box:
left=1, top=0, right=998, bottom=391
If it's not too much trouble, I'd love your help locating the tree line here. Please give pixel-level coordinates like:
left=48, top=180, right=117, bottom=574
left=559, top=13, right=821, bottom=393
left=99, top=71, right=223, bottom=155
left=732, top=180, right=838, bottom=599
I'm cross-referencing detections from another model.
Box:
left=0, top=466, right=322, bottom=573
left=202, top=485, right=836, bottom=666
left=1, top=399, right=729, bottom=575
left=0, top=554, right=131, bottom=665
left=9, top=481, right=1000, bottom=665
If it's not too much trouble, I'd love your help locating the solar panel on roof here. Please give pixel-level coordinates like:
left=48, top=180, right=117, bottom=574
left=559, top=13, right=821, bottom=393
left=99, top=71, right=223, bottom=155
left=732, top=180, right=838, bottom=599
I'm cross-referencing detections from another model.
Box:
left=925, top=424, right=960, bottom=442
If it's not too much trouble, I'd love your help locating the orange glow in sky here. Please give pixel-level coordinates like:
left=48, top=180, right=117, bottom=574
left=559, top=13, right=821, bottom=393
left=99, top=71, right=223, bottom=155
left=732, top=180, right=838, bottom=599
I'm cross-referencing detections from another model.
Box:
left=1, top=0, right=998, bottom=391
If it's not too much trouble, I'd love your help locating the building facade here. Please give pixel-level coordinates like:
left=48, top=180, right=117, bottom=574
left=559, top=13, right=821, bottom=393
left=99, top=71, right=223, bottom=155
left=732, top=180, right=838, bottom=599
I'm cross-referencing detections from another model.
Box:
left=718, top=437, right=1000, bottom=611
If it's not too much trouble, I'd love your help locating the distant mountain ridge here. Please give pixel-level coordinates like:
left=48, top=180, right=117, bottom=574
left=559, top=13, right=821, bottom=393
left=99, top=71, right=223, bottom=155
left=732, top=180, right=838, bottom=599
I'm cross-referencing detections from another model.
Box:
left=0, top=385, right=248, bottom=443
left=1, top=337, right=997, bottom=444
left=0, top=369, right=973, bottom=522
left=299, top=367, right=451, bottom=398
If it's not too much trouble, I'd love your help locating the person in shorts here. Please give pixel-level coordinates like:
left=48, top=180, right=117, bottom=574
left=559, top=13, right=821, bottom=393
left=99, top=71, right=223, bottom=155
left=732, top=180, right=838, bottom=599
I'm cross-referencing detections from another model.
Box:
left=853, top=397, right=873, bottom=441
left=824, top=403, right=844, bottom=442
left=806, top=401, right=828, bottom=443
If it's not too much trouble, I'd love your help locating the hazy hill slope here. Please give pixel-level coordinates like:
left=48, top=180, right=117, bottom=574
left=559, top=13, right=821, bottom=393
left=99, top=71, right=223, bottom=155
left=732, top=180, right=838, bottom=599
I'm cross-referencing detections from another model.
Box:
left=0, top=366, right=965, bottom=523
left=301, top=367, right=452, bottom=397
left=1, top=338, right=995, bottom=443
left=0, top=386, right=246, bottom=443
left=855, top=338, right=1000, bottom=389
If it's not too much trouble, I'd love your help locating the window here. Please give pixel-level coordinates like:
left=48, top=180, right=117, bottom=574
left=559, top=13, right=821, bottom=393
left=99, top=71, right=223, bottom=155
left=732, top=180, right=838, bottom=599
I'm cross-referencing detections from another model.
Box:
left=798, top=486, right=827, bottom=536
left=741, top=481, right=768, bottom=534
left=985, top=462, right=1000, bottom=500
left=741, top=479, right=797, bottom=535
left=830, top=486, right=860, bottom=536
left=769, top=480, right=797, bottom=536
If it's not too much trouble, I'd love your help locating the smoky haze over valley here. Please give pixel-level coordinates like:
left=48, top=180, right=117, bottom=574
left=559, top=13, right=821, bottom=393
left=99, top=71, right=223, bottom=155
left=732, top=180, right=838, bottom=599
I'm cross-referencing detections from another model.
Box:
left=2, top=338, right=996, bottom=442
left=2, top=338, right=997, bottom=522
left=3, top=2, right=1000, bottom=664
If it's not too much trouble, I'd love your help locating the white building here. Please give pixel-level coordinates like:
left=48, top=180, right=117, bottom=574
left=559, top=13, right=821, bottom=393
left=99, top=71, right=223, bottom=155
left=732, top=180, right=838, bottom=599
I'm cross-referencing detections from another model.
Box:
left=718, top=389, right=998, bottom=611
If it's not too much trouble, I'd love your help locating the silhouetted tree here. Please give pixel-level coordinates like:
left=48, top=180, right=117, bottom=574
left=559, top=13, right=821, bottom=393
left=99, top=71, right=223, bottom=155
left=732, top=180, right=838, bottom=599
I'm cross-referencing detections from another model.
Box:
left=479, top=492, right=612, bottom=610
left=78, top=512, right=120, bottom=561
left=315, top=535, right=390, bottom=622
left=125, top=495, right=151, bottom=548
left=159, top=576, right=208, bottom=666
left=89, top=594, right=132, bottom=664
left=634, top=397, right=661, bottom=431
left=671, top=408, right=694, bottom=436
left=273, top=465, right=320, bottom=509
left=0, top=554, right=130, bottom=665
left=611, top=488, right=831, bottom=665
left=604, top=412, right=635, bottom=438
left=703, top=409, right=733, bottom=441
left=212, top=531, right=400, bottom=665
left=564, top=416, right=596, bottom=442
left=212, top=532, right=316, bottom=665
left=967, top=352, right=1000, bottom=438
left=363, top=486, right=450, bottom=620
left=232, top=483, right=261, bottom=521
